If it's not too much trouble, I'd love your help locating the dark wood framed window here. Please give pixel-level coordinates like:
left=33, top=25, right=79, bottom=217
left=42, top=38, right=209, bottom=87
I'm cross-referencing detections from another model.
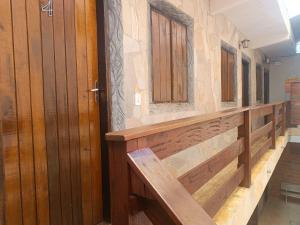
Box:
left=151, top=9, right=188, bottom=103
left=221, top=47, right=235, bottom=102
left=256, top=65, right=263, bottom=101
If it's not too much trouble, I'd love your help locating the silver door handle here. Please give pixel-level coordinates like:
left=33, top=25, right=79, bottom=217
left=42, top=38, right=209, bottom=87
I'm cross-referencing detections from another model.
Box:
left=89, top=88, right=99, bottom=92
left=89, top=80, right=100, bottom=103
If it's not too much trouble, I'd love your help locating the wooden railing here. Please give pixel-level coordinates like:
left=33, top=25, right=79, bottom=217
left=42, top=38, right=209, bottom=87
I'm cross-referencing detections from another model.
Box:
left=106, top=102, right=288, bottom=225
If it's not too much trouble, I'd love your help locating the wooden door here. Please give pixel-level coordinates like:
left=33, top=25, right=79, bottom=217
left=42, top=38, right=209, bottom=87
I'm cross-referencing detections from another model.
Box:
left=242, top=60, right=250, bottom=107
left=291, top=82, right=300, bottom=125
left=264, top=69, right=270, bottom=104
left=0, top=0, right=103, bottom=225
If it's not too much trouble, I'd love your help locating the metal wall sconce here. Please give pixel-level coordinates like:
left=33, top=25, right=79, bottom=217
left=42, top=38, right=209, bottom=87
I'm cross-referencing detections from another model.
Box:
left=239, top=39, right=250, bottom=49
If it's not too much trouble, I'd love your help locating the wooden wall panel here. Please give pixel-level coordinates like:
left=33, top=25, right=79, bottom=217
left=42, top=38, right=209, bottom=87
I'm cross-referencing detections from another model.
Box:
left=0, top=0, right=103, bottom=225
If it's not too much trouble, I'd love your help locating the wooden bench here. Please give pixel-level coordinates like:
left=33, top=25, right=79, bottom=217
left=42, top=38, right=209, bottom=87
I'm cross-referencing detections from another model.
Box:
left=281, top=183, right=300, bottom=203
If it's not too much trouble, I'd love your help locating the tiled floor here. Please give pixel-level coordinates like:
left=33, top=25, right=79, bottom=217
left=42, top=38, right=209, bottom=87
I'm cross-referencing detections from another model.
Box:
left=259, top=197, right=300, bottom=225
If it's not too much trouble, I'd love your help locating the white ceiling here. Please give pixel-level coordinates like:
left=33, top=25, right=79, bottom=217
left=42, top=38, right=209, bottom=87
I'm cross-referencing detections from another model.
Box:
left=260, top=39, right=296, bottom=58
left=210, top=0, right=293, bottom=50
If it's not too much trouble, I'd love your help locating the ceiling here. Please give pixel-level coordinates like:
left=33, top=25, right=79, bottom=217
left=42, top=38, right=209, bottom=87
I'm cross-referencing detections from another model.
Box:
left=260, top=39, right=295, bottom=58
left=291, top=15, right=300, bottom=42
left=210, top=0, right=295, bottom=57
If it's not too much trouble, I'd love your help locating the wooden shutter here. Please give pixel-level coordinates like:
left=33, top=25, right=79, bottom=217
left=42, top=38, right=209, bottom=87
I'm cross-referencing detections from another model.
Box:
left=221, top=48, right=235, bottom=102
left=221, top=48, right=228, bottom=101
left=256, top=66, right=262, bottom=101
left=151, top=10, right=172, bottom=103
left=171, top=20, right=188, bottom=102
left=227, top=52, right=235, bottom=101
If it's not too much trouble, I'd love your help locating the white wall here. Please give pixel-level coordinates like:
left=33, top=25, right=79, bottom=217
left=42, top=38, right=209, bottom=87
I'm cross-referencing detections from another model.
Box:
left=270, top=54, right=300, bottom=102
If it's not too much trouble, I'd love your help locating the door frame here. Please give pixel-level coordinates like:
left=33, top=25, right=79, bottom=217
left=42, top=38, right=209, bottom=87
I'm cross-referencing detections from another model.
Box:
left=264, top=68, right=270, bottom=104
left=242, top=55, right=251, bottom=107
left=96, top=0, right=112, bottom=220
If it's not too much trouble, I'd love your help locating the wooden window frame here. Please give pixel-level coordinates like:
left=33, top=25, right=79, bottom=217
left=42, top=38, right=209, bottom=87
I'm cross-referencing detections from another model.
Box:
left=242, top=54, right=252, bottom=106
left=150, top=8, right=188, bottom=104
left=256, top=64, right=263, bottom=102
left=221, top=44, right=237, bottom=103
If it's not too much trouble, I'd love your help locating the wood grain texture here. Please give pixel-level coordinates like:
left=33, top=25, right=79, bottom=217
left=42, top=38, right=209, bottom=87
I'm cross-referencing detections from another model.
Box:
left=106, top=108, right=248, bottom=142
left=227, top=51, right=235, bottom=101
left=1, top=0, right=103, bottom=224
left=221, top=48, right=228, bottom=101
left=290, top=82, right=300, bottom=125
left=64, top=0, right=83, bottom=224
left=159, top=12, right=172, bottom=102
left=151, top=9, right=172, bottom=103
left=179, top=138, right=245, bottom=194
left=0, top=0, right=23, bottom=224
left=75, top=0, right=93, bottom=224
left=107, top=103, right=288, bottom=225
left=128, top=148, right=216, bottom=225
left=281, top=103, right=286, bottom=135
left=221, top=48, right=235, bottom=102
left=171, top=20, right=188, bottom=102
left=53, top=0, right=73, bottom=223
left=256, top=65, right=263, bottom=101
left=11, top=0, right=37, bottom=224
left=85, top=0, right=103, bottom=222
left=202, top=165, right=244, bottom=217
left=238, top=110, right=251, bottom=187
left=148, top=113, right=244, bottom=159
left=0, top=122, right=4, bottom=225
left=271, top=106, right=276, bottom=149
left=41, top=0, right=63, bottom=222
left=251, top=122, right=272, bottom=145
left=26, top=0, right=50, bottom=223
left=151, top=10, right=161, bottom=102
left=251, top=105, right=273, bottom=121
left=143, top=199, right=175, bottom=225
left=251, top=138, right=272, bottom=168
left=110, top=141, right=137, bottom=225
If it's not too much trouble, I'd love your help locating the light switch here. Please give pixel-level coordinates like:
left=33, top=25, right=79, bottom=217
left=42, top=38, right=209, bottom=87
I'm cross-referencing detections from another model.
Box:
left=135, top=93, right=142, bottom=106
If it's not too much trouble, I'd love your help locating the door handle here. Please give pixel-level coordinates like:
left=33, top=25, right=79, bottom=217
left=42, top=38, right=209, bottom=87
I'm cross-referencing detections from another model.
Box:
left=89, top=88, right=99, bottom=92
left=88, top=81, right=101, bottom=103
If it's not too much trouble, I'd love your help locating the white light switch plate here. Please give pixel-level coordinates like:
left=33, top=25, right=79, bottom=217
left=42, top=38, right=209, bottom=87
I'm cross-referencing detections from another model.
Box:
left=135, top=93, right=142, bottom=106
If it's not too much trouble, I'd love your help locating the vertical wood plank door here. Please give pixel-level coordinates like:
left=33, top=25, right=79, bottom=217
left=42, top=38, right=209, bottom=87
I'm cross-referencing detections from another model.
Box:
left=290, top=82, right=300, bottom=125
left=0, top=0, right=103, bottom=224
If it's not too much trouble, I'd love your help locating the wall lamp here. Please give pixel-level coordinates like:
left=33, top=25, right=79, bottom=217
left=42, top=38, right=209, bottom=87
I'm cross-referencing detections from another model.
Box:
left=239, top=39, right=250, bottom=49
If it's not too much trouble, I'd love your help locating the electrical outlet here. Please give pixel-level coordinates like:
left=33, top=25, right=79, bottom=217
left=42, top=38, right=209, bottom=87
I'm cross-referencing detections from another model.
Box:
left=135, top=93, right=142, bottom=106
